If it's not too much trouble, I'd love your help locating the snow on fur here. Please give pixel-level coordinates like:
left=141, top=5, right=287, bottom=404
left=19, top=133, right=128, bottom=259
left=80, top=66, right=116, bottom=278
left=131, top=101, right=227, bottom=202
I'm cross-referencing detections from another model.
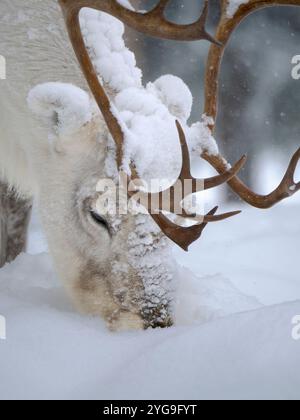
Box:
left=27, top=83, right=92, bottom=137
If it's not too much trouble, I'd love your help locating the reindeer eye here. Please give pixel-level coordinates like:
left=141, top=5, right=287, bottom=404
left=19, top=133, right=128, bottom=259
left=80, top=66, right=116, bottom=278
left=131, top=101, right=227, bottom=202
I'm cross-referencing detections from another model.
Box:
left=90, top=211, right=109, bottom=231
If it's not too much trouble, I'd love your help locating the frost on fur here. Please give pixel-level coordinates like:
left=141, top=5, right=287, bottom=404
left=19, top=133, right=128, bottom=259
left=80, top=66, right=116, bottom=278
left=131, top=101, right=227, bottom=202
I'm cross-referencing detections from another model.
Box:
left=27, top=83, right=92, bottom=137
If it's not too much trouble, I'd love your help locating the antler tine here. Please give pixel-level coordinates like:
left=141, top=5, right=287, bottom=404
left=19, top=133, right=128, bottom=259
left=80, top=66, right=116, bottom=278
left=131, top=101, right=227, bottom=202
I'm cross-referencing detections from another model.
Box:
left=135, top=121, right=243, bottom=224
left=280, top=148, right=300, bottom=195
left=152, top=206, right=241, bottom=251
left=198, top=0, right=223, bottom=46
left=204, top=156, right=246, bottom=190
left=202, top=0, right=300, bottom=209
left=176, top=120, right=247, bottom=191
left=145, top=0, right=221, bottom=44
left=151, top=206, right=219, bottom=252
left=177, top=120, right=192, bottom=181
left=202, top=148, right=300, bottom=209
left=205, top=0, right=300, bottom=124
left=148, top=0, right=221, bottom=45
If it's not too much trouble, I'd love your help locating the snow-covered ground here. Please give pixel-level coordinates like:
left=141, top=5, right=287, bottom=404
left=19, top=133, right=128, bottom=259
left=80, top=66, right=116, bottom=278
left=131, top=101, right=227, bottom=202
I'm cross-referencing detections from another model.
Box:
left=0, top=203, right=299, bottom=400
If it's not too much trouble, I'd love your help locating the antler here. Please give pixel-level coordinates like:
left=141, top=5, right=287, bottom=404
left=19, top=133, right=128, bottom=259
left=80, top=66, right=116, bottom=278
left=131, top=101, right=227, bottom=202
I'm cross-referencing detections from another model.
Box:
left=59, top=0, right=219, bottom=43
left=203, top=0, right=300, bottom=208
left=58, top=0, right=246, bottom=251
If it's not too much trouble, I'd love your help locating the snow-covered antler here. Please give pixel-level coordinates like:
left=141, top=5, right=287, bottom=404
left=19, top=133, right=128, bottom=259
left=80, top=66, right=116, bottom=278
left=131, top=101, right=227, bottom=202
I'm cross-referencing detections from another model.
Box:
left=203, top=0, right=300, bottom=208
left=58, top=0, right=219, bottom=168
left=58, top=0, right=248, bottom=251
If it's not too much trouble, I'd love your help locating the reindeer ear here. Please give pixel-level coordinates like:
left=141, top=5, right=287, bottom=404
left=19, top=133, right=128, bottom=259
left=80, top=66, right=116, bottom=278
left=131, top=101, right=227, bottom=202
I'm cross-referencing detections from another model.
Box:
left=27, top=82, right=93, bottom=139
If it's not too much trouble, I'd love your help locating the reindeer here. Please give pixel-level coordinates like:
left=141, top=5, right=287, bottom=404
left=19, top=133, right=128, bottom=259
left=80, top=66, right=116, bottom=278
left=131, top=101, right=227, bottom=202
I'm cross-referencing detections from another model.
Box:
left=0, top=0, right=299, bottom=330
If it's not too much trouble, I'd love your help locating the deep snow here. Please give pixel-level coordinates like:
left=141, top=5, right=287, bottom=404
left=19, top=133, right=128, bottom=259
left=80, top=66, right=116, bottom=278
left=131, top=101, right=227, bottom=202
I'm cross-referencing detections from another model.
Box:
left=0, top=204, right=299, bottom=400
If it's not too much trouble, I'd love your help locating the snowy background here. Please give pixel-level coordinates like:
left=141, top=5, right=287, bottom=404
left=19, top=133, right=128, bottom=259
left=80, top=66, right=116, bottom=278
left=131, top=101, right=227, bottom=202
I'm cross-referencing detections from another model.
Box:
left=0, top=202, right=299, bottom=400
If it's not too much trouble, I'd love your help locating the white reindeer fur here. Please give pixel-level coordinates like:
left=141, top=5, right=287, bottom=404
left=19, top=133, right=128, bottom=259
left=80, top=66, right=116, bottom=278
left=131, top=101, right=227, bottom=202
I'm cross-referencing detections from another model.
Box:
left=0, top=0, right=175, bottom=330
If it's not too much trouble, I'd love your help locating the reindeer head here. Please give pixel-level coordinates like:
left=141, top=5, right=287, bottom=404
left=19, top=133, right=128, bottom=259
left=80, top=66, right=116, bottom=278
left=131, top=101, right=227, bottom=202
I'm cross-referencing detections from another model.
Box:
left=32, top=0, right=300, bottom=330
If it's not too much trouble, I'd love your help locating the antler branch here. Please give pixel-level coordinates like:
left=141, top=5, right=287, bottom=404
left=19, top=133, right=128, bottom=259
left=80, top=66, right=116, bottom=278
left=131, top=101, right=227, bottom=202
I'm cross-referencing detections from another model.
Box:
left=151, top=206, right=221, bottom=252
left=59, top=0, right=218, bottom=43
left=205, top=0, right=300, bottom=122
left=133, top=121, right=245, bottom=219
left=203, top=0, right=300, bottom=208
left=202, top=148, right=300, bottom=209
